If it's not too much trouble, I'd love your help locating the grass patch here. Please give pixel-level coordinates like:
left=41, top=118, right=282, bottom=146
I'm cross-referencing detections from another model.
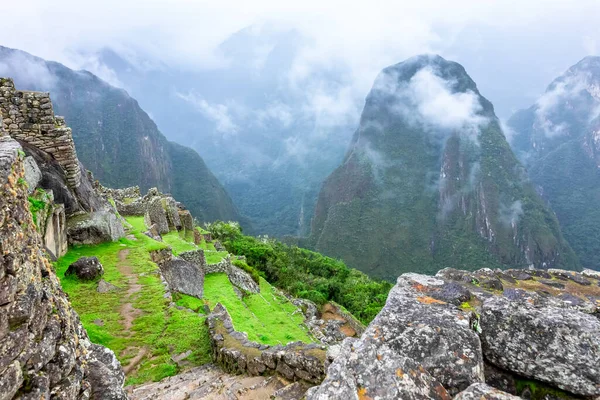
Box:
left=205, top=251, right=228, bottom=264
left=203, top=274, right=313, bottom=345
left=173, top=292, right=206, bottom=313
left=54, top=216, right=211, bottom=385
left=162, top=231, right=198, bottom=255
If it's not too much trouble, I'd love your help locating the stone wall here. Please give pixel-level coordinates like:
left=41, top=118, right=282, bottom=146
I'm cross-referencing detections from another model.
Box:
left=0, top=136, right=126, bottom=399
left=207, top=303, right=328, bottom=384
left=0, top=78, right=81, bottom=188
left=204, top=255, right=231, bottom=274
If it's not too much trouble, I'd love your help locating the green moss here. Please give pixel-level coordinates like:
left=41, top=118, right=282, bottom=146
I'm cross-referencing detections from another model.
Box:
left=515, top=378, right=578, bottom=400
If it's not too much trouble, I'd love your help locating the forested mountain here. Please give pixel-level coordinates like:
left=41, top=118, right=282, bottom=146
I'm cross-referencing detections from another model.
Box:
left=0, top=46, right=245, bottom=225
left=508, top=56, right=600, bottom=270
left=310, top=55, right=579, bottom=280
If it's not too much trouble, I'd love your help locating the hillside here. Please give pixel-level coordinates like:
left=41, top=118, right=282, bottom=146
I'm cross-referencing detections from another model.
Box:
left=0, top=46, right=245, bottom=226
left=508, top=56, right=600, bottom=270
left=310, top=55, right=579, bottom=280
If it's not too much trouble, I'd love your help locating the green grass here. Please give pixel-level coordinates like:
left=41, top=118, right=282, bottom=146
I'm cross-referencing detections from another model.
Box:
left=205, top=250, right=229, bottom=264
left=54, top=216, right=211, bottom=385
left=173, top=293, right=206, bottom=313
left=162, top=231, right=198, bottom=255
left=203, top=274, right=314, bottom=345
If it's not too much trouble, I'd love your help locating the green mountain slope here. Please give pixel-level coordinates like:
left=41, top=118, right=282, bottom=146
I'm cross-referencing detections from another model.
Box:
left=0, top=46, right=246, bottom=225
left=508, top=56, right=600, bottom=270
left=310, top=55, right=579, bottom=280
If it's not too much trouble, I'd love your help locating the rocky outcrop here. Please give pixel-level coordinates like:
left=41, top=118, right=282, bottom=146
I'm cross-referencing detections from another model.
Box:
left=144, top=196, right=169, bottom=234
left=228, top=265, right=260, bottom=294
left=0, top=136, right=126, bottom=399
left=306, top=337, right=451, bottom=400
left=208, top=303, right=327, bottom=384
left=178, top=249, right=207, bottom=269
left=311, top=267, right=600, bottom=399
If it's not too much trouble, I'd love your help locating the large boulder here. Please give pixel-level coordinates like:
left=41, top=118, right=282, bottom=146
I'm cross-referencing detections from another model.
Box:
left=164, top=197, right=181, bottom=231
left=480, top=296, right=600, bottom=397
left=453, top=383, right=520, bottom=400
left=65, top=256, right=104, bottom=281
left=159, top=258, right=204, bottom=298
left=144, top=197, right=169, bottom=234
left=143, top=223, right=162, bottom=242
left=178, top=210, right=194, bottom=232
left=306, top=338, right=450, bottom=400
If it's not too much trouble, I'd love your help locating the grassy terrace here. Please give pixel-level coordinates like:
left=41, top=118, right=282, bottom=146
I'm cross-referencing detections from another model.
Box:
left=54, top=215, right=314, bottom=385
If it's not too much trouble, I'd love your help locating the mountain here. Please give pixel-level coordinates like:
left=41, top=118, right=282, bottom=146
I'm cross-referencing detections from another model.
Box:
left=0, top=46, right=245, bottom=225
left=309, top=55, right=579, bottom=280
left=508, top=56, right=600, bottom=270
left=81, top=27, right=356, bottom=236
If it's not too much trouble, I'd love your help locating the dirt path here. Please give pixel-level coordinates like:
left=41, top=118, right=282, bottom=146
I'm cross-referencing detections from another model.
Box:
left=117, top=249, right=147, bottom=374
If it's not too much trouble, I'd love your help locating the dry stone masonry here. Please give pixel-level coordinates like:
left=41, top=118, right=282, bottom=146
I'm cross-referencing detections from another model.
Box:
left=0, top=137, right=126, bottom=399
left=208, top=303, right=328, bottom=384
left=0, top=78, right=81, bottom=188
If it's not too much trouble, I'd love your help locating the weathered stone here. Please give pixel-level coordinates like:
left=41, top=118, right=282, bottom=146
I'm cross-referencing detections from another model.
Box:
left=193, top=229, right=202, bottom=245
left=214, top=240, right=226, bottom=251
left=483, top=363, right=517, bottom=395
left=228, top=265, right=260, bottom=294
left=65, top=257, right=104, bottom=281
left=454, top=383, right=520, bottom=400
left=143, top=223, right=162, bottom=242
left=480, top=296, right=600, bottom=396
left=149, top=247, right=172, bottom=265
left=159, top=258, right=204, bottom=298
left=306, top=337, right=450, bottom=400
left=164, top=196, right=181, bottom=231
left=97, top=279, right=120, bottom=293
left=85, top=344, right=127, bottom=399
left=67, top=211, right=125, bottom=245
left=144, top=197, right=169, bottom=234
left=23, top=156, right=41, bottom=193
left=178, top=210, right=194, bottom=232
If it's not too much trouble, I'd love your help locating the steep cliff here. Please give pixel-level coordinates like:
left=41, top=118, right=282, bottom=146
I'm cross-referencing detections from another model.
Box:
left=508, top=56, right=600, bottom=270
left=0, top=46, right=246, bottom=226
left=310, top=55, right=578, bottom=280
left=0, top=134, right=126, bottom=399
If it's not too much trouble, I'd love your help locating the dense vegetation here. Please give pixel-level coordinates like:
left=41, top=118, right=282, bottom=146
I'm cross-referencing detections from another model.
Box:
left=206, top=221, right=392, bottom=324
left=309, top=55, right=579, bottom=280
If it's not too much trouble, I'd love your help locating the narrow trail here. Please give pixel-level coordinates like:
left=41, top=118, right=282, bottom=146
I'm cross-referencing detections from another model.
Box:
left=117, top=249, right=147, bottom=374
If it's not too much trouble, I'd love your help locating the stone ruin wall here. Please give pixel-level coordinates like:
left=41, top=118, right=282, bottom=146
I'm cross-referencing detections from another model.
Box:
left=0, top=78, right=81, bottom=188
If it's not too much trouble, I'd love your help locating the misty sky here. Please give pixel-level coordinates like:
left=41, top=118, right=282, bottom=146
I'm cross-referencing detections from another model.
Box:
left=1, top=0, right=599, bottom=119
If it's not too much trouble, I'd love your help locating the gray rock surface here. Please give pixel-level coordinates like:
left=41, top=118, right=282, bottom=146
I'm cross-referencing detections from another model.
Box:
left=23, top=156, right=41, bottom=193
left=144, top=196, right=169, bottom=234
left=143, top=223, right=162, bottom=242
left=85, top=344, right=127, bottom=400
left=97, top=279, right=120, bottom=293
left=480, top=296, right=600, bottom=397
left=453, top=383, right=520, bottom=400
left=306, top=337, right=450, bottom=400
left=65, top=256, right=104, bottom=281
left=159, top=258, right=205, bottom=298
left=67, top=210, right=125, bottom=245
left=228, top=265, right=260, bottom=293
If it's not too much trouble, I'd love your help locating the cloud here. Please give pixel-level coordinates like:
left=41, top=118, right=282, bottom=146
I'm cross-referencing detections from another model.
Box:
left=0, top=52, right=56, bottom=90
left=176, top=92, right=239, bottom=136
left=499, top=200, right=524, bottom=227
left=534, top=69, right=600, bottom=137
left=373, top=66, right=487, bottom=141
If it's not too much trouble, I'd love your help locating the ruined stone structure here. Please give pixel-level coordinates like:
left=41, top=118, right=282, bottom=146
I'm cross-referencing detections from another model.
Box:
left=0, top=78, right=81, bottom=188
left=208, top=303, right=328, bottom=384
left=0, top=136, right=126, bottom=399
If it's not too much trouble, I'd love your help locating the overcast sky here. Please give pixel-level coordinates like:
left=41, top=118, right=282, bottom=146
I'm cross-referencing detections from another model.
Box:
left=1, top=0, right=599, bottom=118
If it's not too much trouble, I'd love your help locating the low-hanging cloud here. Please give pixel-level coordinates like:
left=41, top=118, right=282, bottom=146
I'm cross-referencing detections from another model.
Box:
left=0, top=52, right=56, bottom=90
left=176, top=91, right=240, bottom=136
